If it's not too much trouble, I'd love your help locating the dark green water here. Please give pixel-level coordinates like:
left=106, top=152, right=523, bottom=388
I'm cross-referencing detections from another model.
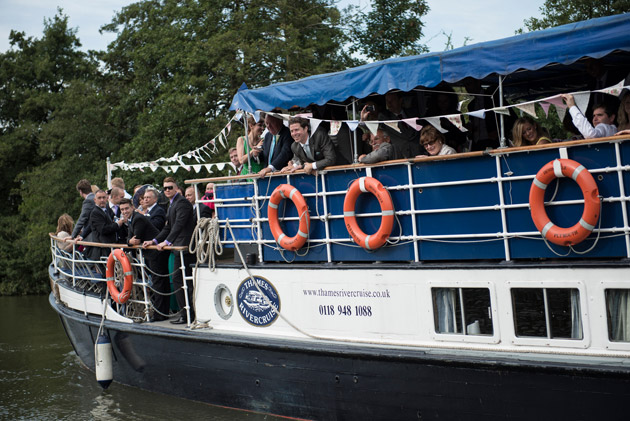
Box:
left=0, top=295, right=280, bottom=420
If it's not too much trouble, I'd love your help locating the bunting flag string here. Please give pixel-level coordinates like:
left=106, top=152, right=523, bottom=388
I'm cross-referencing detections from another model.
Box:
left=110, top=81, right=629, bottom=174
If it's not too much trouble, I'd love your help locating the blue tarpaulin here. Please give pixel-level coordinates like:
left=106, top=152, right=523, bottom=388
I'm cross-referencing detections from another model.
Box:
left=230, top=13, right=630, bottom=113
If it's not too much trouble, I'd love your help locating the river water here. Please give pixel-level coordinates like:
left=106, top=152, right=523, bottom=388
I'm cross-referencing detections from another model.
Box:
left=0, top=295, right=279, bottom=420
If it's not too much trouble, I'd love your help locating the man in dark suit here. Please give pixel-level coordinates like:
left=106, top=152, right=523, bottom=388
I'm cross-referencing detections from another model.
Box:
left=378, top=91, right=421, bottom=158
left=143, top=187, right=166, bottom=230
left=281, top=117, right=336, bottom=175
left=258, top=113, right=294, bottom=177
left=71, top=179, right=95, bottom=239
left=143, top=177, right=195, bottom=325
left=185, top=186, right=213, bottom=222
left=121, top=198, right=170, bottom=321
left=86, top=189, right=127, bottom=260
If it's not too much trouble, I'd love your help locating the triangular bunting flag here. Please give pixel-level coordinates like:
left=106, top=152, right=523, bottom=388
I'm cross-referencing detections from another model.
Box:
left=346, top=121, right=359, bottom=132
left=216, top=163, right=226, bottom=171
left=254, top=111, right=261, bottom=122
left=171, top=166, right=179, bottom=173
left=192, top=165, right=202, bottom=173
left=597, top=79, right=625, bottom=96
left=494, top=107, right=510, bottom=116
left=423, top=117, right=447, bottom=133
left=540, top=102, right=551, bottom=117
left=468, top=109, right=486, bottom=119
left=515, top=102, right=537, bottom=118
left=544, top=95, right=565, bottom=107
left=365, top=122, right=379, bottom=135
left=329, top=121, right=342, bottom=136
left=573, top=92, right=590, bottom=114
left=555, top=104, right=566, bottom=122
left=163, top=166, right=171, bottom=173
left=384, top=121, right=402, bottom=133
left=204, top=164, right=213, bottom=172
left=446, top=114, right=468, bottom=132
left=226, top=122, right=231, bottom=135
left=310, top=118, right=322, bottom=135
left=402, top=118, right=422, bottom=131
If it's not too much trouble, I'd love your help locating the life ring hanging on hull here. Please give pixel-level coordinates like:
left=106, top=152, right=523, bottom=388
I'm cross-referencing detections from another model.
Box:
left=106, top=249, right=134, bottom=304
left=343, top=177, right=395, bottom=250
left=268, top=184, right=310, bottom=251
left=529, top=158, right=600, bottom=246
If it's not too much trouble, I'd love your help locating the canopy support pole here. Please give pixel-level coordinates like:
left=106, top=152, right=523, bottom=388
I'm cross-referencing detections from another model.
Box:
left=106, top=157, right=112, bottom=189
left=499, top=76, right=506, bottom=148
left=352, top=99, right=358, bottom=163
left=243, top=113, right=250, bottom=176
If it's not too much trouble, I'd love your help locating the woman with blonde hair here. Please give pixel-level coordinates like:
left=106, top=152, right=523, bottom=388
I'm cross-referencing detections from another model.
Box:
left=511, top=117, right=550, bottom=147
left=55, top=213, right=74, bottom=252
left=236, top=115, right=265, bottom=175
left=616, top=90, right=630, bottom=131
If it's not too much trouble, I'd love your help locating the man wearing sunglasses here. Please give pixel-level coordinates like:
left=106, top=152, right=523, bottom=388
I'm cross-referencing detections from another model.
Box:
left=143, top=177, right=195, bottom=324
left=358, top=128, right=395, bottom=164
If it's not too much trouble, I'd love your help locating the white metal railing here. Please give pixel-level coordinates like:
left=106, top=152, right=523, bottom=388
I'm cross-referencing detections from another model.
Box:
left=191, top=137, right=630, bottom=262
left=50, top=236, right=192, bottom=324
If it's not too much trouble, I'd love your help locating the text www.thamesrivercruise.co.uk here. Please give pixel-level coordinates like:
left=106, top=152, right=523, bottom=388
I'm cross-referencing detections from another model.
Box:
left=303, top=288, right=391, bottom=318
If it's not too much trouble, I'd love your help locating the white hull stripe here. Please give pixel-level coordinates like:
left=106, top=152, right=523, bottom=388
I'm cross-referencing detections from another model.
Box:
left=542, top=221, right=555, bottom=237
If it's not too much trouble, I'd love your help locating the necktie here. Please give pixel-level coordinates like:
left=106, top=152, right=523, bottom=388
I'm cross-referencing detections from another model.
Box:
left=304, top=144, right=314, bottom=161
left=269, top=135, right=277, bottom=160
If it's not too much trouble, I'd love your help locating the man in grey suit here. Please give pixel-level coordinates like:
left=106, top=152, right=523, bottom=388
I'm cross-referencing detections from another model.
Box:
left=71, top=179, right=95, bottom=239
left=358, top=128, right=395, bottom=164
left=281, top=117, right=336, bottom=175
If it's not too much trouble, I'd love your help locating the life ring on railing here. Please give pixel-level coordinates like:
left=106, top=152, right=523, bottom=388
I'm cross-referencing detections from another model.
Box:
left=344, top=177, right=394, bottom=250
left=106, top=249, right=134, bottom=304
left=529, top=158, right=600, bottom=246
left=268, top=184, right=310, bottom=251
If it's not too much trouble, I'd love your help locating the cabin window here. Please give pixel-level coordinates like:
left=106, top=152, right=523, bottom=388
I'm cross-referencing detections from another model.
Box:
left=511, top=288, right=582, bottom=339
left=606, top=289, right=630, bottom=342
left=432, top=288, right=493, bottom=335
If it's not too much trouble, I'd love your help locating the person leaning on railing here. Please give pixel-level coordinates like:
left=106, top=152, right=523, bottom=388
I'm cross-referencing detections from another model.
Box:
left=416, top=126, right=456, bottom=157
left=358, top=128, right=394, bottom=164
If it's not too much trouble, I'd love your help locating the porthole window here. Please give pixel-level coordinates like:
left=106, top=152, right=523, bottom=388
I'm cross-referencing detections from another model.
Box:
left=511, top=288, right=582, bottom=339
left=432, top=287, right=493, bottom=335
left=605, top=289, right=630, bottom=342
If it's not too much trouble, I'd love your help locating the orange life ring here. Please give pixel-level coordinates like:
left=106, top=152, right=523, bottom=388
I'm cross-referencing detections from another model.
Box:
left=106, top=249, right=134, bottom=304
left=529, top=158, right=600, bottom=246
left=344, top=177, right=394, bottom=250
left=268, top=184, right=310, bottom=251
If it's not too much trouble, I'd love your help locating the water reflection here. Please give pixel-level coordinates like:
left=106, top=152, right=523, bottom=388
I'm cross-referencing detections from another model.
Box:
left=0, top=295, right=280, bottom=420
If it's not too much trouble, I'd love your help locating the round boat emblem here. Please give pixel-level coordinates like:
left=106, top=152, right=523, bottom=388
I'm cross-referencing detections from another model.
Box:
left=236, top=276, right=280, bottom=327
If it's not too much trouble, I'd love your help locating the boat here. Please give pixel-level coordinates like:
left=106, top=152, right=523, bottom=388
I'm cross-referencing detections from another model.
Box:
left=49, top=14, right=630, bottom=419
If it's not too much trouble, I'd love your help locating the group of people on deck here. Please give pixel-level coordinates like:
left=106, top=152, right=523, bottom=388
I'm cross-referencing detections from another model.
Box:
left=56, top=176, right=217, bottom=324
left=229, top=83, right=630, bottom=176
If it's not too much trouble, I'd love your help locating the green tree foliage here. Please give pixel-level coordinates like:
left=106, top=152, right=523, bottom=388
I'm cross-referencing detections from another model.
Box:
left=522, top=0, right=630, bottom=31
left=346, top=0, right=429, bottom=61
left=99, top=0, right=358, bottom=165
left=0, top=1, right=370, bottom=294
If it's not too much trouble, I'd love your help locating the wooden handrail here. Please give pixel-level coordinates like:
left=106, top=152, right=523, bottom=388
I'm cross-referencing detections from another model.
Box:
left=49, top=233, right=187, bottom=251
left=186, top=135, right=630, bottom=185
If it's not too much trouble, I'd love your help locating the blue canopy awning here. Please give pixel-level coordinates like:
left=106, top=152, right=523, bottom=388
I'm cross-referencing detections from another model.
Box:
left=230, top=13, right=630, bottom=113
